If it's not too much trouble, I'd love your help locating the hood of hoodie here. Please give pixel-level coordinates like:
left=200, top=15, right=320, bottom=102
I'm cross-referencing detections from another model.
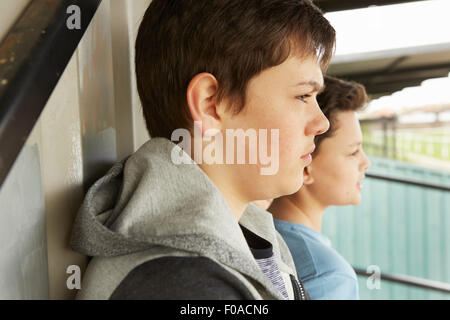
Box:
left=70, top=137, right=285, bottom=299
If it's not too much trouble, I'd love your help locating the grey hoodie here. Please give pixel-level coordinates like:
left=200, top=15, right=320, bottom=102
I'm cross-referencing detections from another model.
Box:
left=70, top=137, right=303, bottom=300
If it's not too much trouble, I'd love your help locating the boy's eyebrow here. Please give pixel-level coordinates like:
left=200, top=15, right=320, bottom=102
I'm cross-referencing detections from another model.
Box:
left=292, top=81, right=325, bottom=93
left=348, top=141, right=363, bottom=147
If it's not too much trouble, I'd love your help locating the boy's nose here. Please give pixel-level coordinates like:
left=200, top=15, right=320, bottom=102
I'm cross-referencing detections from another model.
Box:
left=316, top=112, right=330, bottom=136
left=306, top=103, right=330, bottom=136
left=362, top=150, right=371, bottom=171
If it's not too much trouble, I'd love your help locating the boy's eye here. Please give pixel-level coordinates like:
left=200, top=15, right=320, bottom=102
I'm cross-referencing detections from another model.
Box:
left=296, top=94, right=312, bottom=103
left=350, top=150, right=359, bottom=156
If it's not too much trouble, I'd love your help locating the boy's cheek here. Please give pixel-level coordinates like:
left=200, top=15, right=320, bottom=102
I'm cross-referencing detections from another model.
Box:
left=279, top=126, right=306, bottom=154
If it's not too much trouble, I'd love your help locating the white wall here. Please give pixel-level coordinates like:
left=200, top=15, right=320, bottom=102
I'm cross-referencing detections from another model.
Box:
left=0, top=0, right=49, bottom=300
left=0, top=0, right=151, bottom=299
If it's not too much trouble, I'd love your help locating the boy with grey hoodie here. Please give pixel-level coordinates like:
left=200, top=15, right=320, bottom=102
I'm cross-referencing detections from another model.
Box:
left=70, top=0, right=335, bottom=300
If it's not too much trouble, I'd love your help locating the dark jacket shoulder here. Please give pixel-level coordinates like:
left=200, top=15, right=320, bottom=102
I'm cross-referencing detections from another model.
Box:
left=110, top=256, right=255, bottom=300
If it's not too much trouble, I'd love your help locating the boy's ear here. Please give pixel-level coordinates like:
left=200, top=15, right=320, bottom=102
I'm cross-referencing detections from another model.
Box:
left=303, top=165, right=314, bottom=185
left=186, top=73, right=222, bottom=135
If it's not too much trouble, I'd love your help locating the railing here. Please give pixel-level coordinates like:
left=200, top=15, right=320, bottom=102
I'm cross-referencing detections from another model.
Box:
left=354, top=267, right=450, bottom=295
left=315, top=0, right=424, bottom=12
left=366, top=173, right=450, bottom=192
left=0, top=0, right=102, bottom=189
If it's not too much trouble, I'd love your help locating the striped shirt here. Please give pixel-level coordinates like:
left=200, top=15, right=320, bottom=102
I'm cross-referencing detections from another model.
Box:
left=240, top=225, right=289, bottom=300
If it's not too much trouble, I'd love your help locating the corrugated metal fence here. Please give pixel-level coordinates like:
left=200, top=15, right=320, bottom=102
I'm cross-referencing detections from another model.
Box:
left=322, top=156, right=450, bottom=300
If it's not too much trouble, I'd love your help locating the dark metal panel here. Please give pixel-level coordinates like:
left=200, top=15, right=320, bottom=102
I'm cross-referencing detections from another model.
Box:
left=329, top=44, right=450, bottom=96
left=314, top=0, right=425, bottom=12
left=0, top=0, right=102, bottom=189
left=335, top=62, right=450, bottom=96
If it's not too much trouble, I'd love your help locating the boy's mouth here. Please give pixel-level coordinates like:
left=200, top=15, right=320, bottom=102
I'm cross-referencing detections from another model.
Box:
left=301, top=153, right=312, bottom=165
left=357, top=175, right=366, bottom=190
left=300, top=145, right=315, bottom=163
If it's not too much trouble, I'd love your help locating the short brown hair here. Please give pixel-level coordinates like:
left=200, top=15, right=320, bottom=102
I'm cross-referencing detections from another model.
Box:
left=314, top=76, right=369, bottom=154
left=135, top=0, right=336, bottom=139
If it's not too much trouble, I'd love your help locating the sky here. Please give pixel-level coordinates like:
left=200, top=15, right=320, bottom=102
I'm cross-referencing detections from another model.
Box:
left=325, top=0, right=450, bottom=56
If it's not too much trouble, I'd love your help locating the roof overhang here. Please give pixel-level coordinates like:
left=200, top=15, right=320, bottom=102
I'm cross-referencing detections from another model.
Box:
left=328, top=43, right=450, bottom=98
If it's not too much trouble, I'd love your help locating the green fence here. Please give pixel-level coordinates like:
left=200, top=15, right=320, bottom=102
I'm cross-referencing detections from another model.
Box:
left=363, top=128, right=450, bottom=163
left=322, top=156, right=450, bottom=300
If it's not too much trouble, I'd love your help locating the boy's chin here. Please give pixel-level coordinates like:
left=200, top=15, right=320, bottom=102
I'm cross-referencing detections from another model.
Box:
left=276, top=176, right=304, bottom=198
left=335, top=194, right=362, bottom=207
left=350, top=195, right=362, bottom=206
